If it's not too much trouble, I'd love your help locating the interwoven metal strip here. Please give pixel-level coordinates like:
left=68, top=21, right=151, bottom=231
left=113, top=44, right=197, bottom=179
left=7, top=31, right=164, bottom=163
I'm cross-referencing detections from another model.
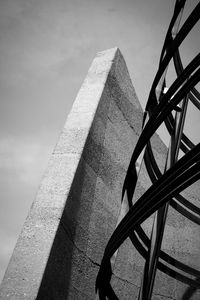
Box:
left=96, top=0, right=200, bottom=299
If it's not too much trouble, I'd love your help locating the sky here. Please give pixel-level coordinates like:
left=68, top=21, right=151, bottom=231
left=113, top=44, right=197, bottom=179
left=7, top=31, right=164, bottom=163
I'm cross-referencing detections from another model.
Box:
left=0, top=0, right=199, bottom=283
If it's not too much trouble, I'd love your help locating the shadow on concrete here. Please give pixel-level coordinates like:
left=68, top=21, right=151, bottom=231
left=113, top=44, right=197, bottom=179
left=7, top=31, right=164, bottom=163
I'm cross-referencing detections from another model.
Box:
left=36, top=157, right=99, bottom=300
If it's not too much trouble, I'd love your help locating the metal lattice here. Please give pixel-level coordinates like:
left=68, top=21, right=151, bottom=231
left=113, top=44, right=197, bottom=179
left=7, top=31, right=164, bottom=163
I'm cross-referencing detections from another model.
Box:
left=96, top=0, right=200, bottom=299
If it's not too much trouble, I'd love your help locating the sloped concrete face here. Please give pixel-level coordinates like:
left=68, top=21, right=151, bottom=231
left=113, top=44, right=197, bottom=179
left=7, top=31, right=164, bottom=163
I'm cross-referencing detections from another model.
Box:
left=0, top=48, right=143, bottom=299
left=0, top=48, right=199, bottom=300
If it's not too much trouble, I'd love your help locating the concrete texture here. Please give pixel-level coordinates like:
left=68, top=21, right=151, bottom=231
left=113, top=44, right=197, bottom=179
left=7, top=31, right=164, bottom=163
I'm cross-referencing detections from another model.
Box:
left=0, top=48, right=199, bottom=299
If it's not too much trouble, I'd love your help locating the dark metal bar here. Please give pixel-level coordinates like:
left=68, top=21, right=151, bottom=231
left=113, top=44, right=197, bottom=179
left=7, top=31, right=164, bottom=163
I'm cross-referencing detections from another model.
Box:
left=96, top=1, right=200, bottom=298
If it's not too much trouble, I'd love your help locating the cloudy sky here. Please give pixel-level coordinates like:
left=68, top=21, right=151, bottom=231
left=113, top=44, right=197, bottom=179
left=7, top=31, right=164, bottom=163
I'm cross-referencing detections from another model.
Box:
left=0, top=0, right=199, bottom=282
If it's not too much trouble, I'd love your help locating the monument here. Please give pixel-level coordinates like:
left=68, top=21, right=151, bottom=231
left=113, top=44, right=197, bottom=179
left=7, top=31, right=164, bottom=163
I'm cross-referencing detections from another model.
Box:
left=0, top=0, right=200, bottom=299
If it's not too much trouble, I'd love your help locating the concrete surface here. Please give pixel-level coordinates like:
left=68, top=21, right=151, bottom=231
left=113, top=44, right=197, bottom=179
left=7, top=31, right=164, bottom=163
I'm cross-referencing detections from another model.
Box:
left=0, top=47, right=199, bottom=300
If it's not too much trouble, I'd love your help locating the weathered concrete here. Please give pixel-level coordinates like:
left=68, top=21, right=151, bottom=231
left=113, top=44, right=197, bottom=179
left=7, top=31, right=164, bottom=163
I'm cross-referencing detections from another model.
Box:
left=0, top=48, right=143, bottom=299
left=0, top=47, right=199, bottom=299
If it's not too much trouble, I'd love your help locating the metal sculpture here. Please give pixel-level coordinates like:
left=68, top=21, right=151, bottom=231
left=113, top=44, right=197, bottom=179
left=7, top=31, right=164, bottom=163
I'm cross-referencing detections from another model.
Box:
left=96, top=0, right=200, bottom=299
